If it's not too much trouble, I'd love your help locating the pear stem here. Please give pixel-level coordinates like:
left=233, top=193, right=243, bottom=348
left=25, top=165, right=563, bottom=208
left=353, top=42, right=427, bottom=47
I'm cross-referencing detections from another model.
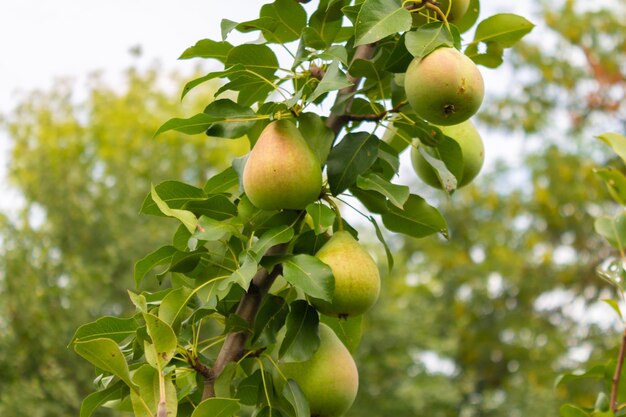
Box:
left=323, top=195, right=344, bottom=231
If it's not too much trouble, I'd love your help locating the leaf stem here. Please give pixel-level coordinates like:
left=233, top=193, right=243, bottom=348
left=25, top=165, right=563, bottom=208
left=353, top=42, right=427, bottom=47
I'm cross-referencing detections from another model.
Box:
left=611, top=326, right=626, bottom=413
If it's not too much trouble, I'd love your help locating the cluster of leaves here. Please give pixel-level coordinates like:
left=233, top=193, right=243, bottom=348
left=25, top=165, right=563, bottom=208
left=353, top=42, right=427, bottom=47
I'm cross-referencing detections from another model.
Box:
left=69, top=0, right=532, bottom=416
left=557, top=133, right=626, bottom=417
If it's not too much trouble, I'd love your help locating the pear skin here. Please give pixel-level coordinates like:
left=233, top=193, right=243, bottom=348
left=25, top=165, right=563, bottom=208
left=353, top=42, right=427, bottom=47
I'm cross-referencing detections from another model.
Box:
left=280, top=324, right=359, bottom=417
left=411, top=119, right=485, bottom=189
left=243, top=120, right=322, bottom=210
left=404, top=47, right=484, bottom=126
left=313, top=231, right=380, bottom=317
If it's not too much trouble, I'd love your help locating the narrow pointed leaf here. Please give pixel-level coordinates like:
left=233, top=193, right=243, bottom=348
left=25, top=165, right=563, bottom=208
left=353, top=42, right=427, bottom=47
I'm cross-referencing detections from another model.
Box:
left=143, top=313, right=177, bottom=369
left=134, top=246, right=177, bottom=287
left=283, top=254, right=334, bottom=301
left=381, top=194, right=448, bottom=238
left=150, top=185, right=198, bottom=233
left=279, top=300, right=320, bottom=361
left=74, top=338, right=135, bottom=389
left=355, top=0, right=412, bottom=46
left=72, top=316, right=139, bottom=344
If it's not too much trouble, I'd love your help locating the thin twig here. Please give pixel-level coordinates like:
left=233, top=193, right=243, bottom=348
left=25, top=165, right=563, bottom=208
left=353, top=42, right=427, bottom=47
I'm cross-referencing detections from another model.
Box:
left=611, top=326, right=626, bottom=412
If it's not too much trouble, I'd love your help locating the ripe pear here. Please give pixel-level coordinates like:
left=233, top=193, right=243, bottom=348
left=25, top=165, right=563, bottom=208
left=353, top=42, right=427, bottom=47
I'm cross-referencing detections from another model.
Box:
left=312, top=231, right=380, bottom=317
left=411, top=119, right=484, bottom=189
left=280, top=324, right=359, bottom=417
left=242, top=120, right=322, bottom=210
left=404, top=47, right=484, bottom=126
left=412, top=0, right=470, bottom=26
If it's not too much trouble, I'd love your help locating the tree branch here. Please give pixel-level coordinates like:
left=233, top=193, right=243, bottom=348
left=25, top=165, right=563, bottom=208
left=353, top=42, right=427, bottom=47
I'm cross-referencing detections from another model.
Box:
left=611, top=326, right=626, bottom=413
left=202, top=244, right=287, bottom=400
left=326, top=43, right=378, bottom=135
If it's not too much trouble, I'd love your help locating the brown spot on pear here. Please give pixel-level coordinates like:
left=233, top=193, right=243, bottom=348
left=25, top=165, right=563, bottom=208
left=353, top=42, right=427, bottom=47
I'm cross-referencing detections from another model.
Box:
left=280, top=324, right=359, bottom=417
left=411, top=119, right=485, bottom=189
left=404, top=47, right=484, bottom=126
left=242, top=120, right=322, bottom=210
left=311, top=231, right=380, bottom=317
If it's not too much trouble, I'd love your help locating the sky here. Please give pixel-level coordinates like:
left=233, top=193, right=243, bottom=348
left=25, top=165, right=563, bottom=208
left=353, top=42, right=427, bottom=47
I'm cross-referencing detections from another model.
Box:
left=0, top=1, right=538, bottom=207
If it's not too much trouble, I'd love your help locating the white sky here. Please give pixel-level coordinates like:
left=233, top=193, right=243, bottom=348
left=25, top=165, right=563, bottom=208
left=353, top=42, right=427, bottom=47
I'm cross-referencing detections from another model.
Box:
left=0, top=1, right=536, bottom=182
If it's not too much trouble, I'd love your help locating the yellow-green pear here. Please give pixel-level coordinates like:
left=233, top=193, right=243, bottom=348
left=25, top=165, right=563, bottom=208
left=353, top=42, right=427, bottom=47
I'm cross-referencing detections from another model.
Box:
left=312, top=231, right=380, bottom=317
left=242, top=120, right=322, bottom=210
left=404, top=47, right=484, bottom=126
left=280, top=324, right=359, bottom=417
left=411, top=119, right=485, bottom=189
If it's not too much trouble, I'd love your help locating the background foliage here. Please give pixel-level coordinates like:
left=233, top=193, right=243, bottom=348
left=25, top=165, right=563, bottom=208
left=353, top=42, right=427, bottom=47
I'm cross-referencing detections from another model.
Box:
left=1, top=0, right=624, bottom=416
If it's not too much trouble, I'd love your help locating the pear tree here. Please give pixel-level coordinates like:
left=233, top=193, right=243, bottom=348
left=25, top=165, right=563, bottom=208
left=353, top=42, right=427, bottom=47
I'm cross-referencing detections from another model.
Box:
left=70, top=1, right=533, bottom=416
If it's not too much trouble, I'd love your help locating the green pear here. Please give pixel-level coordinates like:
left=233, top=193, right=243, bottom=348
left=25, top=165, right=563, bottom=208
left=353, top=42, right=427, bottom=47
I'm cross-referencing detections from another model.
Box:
left=404, top=47, right=484, bottom=126
left=312, top=231, right=380, bottom=317
left=411, top=119, right=485, bottom=189
left=280, top=324, right=359, bottom=417
left=242, top=120, right=322, bottom=210
left=412, top=0, right=470, bottom=25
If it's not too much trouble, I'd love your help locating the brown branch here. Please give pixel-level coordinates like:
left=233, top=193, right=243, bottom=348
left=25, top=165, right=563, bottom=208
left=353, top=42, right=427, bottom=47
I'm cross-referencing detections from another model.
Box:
left=610, top=326, right=626, bottom=413
left=341, top=100, right=408, bottom=123
left=202, top=244, right=287, bottom=400
left=326, top=43, right=378, bottom=135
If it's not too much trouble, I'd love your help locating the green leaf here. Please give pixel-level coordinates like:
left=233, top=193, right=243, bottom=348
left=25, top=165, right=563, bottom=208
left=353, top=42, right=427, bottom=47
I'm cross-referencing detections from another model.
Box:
left=251, top=225, right=295, bottom=261
left=71, top=316, right=139, bottom=344
left=472, top=13, right=535, bottom=47
left=155, top=113, right=221, bottom=136
left=279, top=300, right=320, bottom=362
left=465, top=13, right=534, bottom=67
left=193, top=216, right=243, bottom=242
left=595, top=214, right=626, bottom=250
left=204, top=167, right=239, bottom=194
left=74, top=338, right=135, bottom=389
left=141, top=181, right=207, bottom=215
left=320, top=314, right=363, bottom=353
left=414, top=132, right=465, bottom=193
left=354, top=0, right=412, bottom=46
left=308, top=0, right=346, bottom=47
left=327, top=131, right=379, bottom=195
left=307, top=60, right=353, bottom=103
left=150, top=184, right=198, bottom=233
left=236, top=370, right=263, bottom=405
left=560, top=404, right=591, bottom=417
left=252, top=294, right=289, bottom=346
left=128, top=291, right=148, bottom=313
left=283, top=254, right=334, bottom=301
left=298, top=113, right=334, bottom=164
left=143, top=313, right=177, bottom=369
left=351, top=187, right=390, bottom=214
left=191, top=397, right=240, bottom=417
left=203, top=99, right=258, bottom=139
left=130, top=365, right=177, bottom=417
left=159, top=286, right=194, bottom=328
left=595, top=168, right=626, bottom=205
left=306, top=202, right=336, bottom=234
left=134, top=246, right=177, bottom=287
left=184, top=194, right=238, bottom=221
left=555, top=364, right=607, bottom=387
left=80, top=381, right=127, bottom=417
left=356, top=172, right=409, bottom=208
left=381, top=194, right=448, bottom=238
left=368, top=215, right=394, bottom=271
left=598, top=132, right=626, bottom=164
left=226, top=44, right=279, bottom=78
left=260, top=0, right=307, bottom=43
left=179, top=39, right=233, bottom=62
left=180, top=66, right=244, bottom=100
left=405, top=22, right=457, bottom=59
left=229, top=253, right=258, bottom=290
left=282, top=379, right=311, bottom=417
left=385, top=33, right=413, bottom=73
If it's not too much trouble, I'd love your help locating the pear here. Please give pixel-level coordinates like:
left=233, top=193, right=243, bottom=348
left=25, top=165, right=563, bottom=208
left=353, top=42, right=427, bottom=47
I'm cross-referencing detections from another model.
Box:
left=312, top=231, right=380, bottom=317
left=411, top=119, right=485, bottom=189
left=242, top=120, right=322, bottom=210
left=280, top=324, right=359, bottom=417
left=404, top=47, right=484, bottom=126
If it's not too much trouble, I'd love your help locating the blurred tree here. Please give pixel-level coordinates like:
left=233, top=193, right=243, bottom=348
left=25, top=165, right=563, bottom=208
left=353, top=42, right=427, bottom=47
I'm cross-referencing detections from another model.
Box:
left=0, top=66, right=246, bottom=416
left=483, top=0, right=626, bottom=136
